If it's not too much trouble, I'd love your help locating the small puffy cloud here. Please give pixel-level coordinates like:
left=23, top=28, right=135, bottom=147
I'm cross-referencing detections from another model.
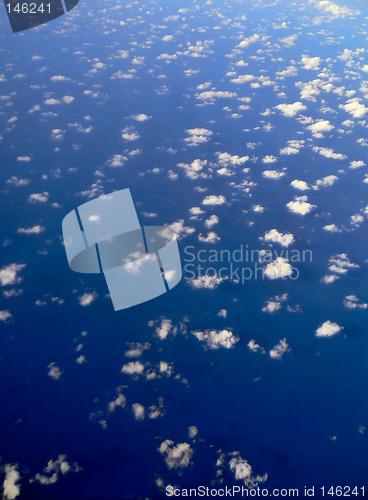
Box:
left=349, top=160, right=365, bottom=169
left=34, top=455, right=79, bottom=485
left=162, top=35, right=174, bottom=42
left=50, top=75, right=70, bottom=82
left=316, top=321, right=343, bottom=337
left=229, top=452, right=267, bottom=488
left=205, top=215, right=219, bottom=228
left=328, top=253, right=358, bottom=274
left=3, top=465, right=20, bottom=500
left=184, top=128, right=213, bottom=147
left=17, top=225, right=45, bottom=235
left=0, top=310, right=13, bottom=323
left=339, top=98, right=368, bottom=118
left=44, top=98, right=61, bottom=105
left=280, top=35, right=297, bottom=47
left=202, top=195, right=226, bottom=206
left=178, top=159, right=207, bottom=179
left=121, top=361, right=145, bottom=377
left=188, top=275, right=224, bottom=289
left=287, top=196, right=316, bottom=215
left=344, top=295, right=368, bottom=309
left=17, top=156, right=31, bottom=162
left=198, top=232, right=220, bottom=244
left=315, top=175, right=338, bottom=187
left=188, top=426, right=198, bottom=439
left=48, top=362, right=62, bottom=380
left=78, top=292, right=97, bottom=307
left=62, top=96, right=74, bottom=104
left=130, top=114, right=151, bottom=121
left=230, top=74, right=255, bottom=84
left=323, top=224, right=341, bottom=233
left=192, top=329, right=239, bottom=349
left=216, top=152, right=249, bottom=166
left=269, top=339, right=291, bottom=359
left=291, top=179, right=310, bottom=191
left=197, top=91, right=237, bottom=102
left=262, top=155, right=277, bottom=164
left=301, top=55, right=321, bottom=70
left=28, top=192, right=49, bottom=203
left=0, top=263, right=25, bottom=287
left=307, top=119, right=333, bottom=138
left=238, top=34, right=260, bottom=48
left=264, top=258, right=293, bottom=279
left=275, top=102, right=306, bottom=117
left=164, top=219, right=195, bottom=239
left=263, top=229, right=295, bottom=247
left=132, top=403, right=145, bottom=421
left=263, top=170, right=285, bottom=179
left=122, top=127, right=140, bottom=141
left=158, top=440, right=193, bottom=469
left=150, top=317, right=177, bottom=340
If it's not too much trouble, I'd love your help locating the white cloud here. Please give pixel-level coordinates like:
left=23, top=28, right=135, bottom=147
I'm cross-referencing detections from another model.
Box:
left=349, top=160, right=365, bottom=169
left=263, top=170, right=285, bottom=179
left=188, top=275, right=224, bottom=289
left=122, top=127, right=140, bottom=141
left=197, top=91, right=237, bottom=102
left=44, top=98, right=61, bottom=105
left=275, top=102, right=306, bottom=117
left=269, top=339, right=291, bottom=359
left=158, top=440, right=193, bottom=469
left=62, top=96, right=74, bottom=104
left=315, top=175, right=338, bottom=187
left=316, top=321, right=343, bottom=337
left=216, top=152, right=249, bottom=166
left=17, top=156, right=31, bottom=162
left=230, top=74, right=255, bottom=84
left=121, top=361, right=145, bottom=377
left=205, top=215, right=219, bottom=228
left=301, top=55, right=321, bottom=70
left=263, top=229, right=295, bottom=247
left=328, top=254, right=358, bottom=274
left=291, top=179, right=310, bottom=191
left=17, top=225, right=45, bottom=235
left=344, top=295, right=368, bottom=309
left=0, top=310, right=13, bottom=323
left=28, top=192, right=49, bottom=203
left=34, top=455, right=79, bottom=485
left=151, top=317, right=177, bottom=340
left=164, top=219, right=195, bottom=239
left=3, top=465, right=20, bottom=500
left=264, top=258, right=293, bottom=279
left=0, top=263, right=25, bottom=287
left=262, top=155, right=277, bottom=164
left=198, top=232, right=220, bottom=243
left=192, top=329, right=239, bottom=349
left=229, top=452, right=267, bottom=488
left=178, top=159, right=207, bottom=179
left=202, top=195, right=226, bottom=206
left=307, top=119, right=333, bottom=138
left=238, top=34, right=260, bottom=48
left=286, top=196, right=316, bottom=215
left=132, top=403, right=145, bottom=421
left=78, top=292, right=97, bottom=306
left=339, top=98, right=368, bottom=118
left=184, top=128, right=213, bottom=147
left=48, top=362, right=62, bottom=380
left=131, top=114, right=151, bottom=121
